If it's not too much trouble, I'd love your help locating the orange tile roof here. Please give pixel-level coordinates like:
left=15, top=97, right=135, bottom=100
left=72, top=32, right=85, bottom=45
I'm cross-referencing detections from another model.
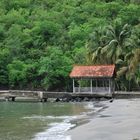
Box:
left=69, top=65, right=115, bottom=78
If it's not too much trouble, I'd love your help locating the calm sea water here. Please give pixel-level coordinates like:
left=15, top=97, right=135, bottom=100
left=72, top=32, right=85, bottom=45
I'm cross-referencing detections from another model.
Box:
left=0, top=101, right=102, bottom=140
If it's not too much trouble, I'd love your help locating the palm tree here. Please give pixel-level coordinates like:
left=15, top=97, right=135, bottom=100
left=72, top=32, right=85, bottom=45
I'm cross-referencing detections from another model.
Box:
left=129, top=48, right=140, bottom=84
left=86, top=23, right=132, bottom=65
left=103, top=23, right=131, bottom=63
left=85, top=22, right=139, bottom=90
left=85, top=27, right=107, bottom=64
left=126, top=25, right=140, bottom=88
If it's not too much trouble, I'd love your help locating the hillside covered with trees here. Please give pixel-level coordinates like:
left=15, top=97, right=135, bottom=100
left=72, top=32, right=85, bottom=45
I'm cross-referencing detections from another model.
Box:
left=0, top=0, right=139, bottom=91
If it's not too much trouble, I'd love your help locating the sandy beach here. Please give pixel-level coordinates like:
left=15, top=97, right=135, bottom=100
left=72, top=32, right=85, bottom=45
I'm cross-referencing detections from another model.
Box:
left=68, top=99, right=140, bottom=140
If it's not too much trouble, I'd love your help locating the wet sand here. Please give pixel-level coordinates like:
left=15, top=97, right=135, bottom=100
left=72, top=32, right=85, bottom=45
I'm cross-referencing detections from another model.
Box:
left=68, top=99, right=140, bottom=140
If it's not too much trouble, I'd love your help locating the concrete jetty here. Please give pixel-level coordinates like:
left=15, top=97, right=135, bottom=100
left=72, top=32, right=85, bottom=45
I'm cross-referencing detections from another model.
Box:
left=0, top=90, right=140, bottom=102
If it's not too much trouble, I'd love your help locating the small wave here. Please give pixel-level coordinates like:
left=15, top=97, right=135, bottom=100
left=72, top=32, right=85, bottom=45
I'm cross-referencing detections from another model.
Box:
left=84, top=102, right=105, bottom=110
left=84, top=102, right=95, bottom=110
left=82, top=102, right=104, bottom=116
left=23, top=115, right=77, bottom=121
left=25, top=103, right=105, bottom=140
left=33, top=122, right=75, bottom=140
left=94, top=106, right=104, bottom=112
left=23, top=115, right=76, bottom=140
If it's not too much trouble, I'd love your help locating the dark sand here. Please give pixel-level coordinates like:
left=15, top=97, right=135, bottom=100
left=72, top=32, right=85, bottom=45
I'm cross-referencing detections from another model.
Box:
left=68, top=99, right=140, bottom=140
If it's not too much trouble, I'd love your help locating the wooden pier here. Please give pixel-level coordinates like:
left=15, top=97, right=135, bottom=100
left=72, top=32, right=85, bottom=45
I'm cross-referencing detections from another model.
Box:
left=0, top=90, right=39, bottom=101
left=0, top=90, right=112, bottom=102
left=0, top=90, right=140, bottom=102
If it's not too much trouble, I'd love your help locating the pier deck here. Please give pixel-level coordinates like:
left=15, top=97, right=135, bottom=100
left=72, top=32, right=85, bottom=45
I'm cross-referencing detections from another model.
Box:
left=0, top=90, right=140, bottom=102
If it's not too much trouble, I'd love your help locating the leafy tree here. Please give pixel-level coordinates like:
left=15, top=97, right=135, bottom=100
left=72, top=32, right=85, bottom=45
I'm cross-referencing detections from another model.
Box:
left=0, top=48, right=11, bottom=87
left=117, top=4, right=140, bottom=25
left=7, top=60, right=28, bottom=89
left=39, top=47, right=73, bottom=90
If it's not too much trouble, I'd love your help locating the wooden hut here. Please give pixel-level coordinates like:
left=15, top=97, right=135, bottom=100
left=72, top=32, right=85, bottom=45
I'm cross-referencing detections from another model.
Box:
left=69, top=65, right=115, bottom=95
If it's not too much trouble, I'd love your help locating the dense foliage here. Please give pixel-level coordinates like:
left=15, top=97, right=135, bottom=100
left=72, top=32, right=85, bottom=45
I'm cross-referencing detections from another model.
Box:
left=0, top=0, right=139, bottom=91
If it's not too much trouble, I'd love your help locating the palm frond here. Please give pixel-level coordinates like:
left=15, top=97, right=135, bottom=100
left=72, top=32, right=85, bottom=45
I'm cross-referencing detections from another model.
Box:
left=115, top=59, right=124, bottom=65
left=108, top=39, right=118, bottom=46
left=125, top=52, right=134, bottom=61
left=117, top=66, right=128, bottom=77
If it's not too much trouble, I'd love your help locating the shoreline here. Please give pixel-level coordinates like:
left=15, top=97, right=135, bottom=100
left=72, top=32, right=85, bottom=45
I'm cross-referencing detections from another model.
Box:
left=67, top=99, right=140, bottom=140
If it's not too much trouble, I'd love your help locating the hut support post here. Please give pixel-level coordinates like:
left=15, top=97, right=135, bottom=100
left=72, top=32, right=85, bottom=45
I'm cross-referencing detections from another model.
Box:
left=90, top=79, right=93, bottom=93
left=96, top=79, right=97, bottom=92
left=109, top=79, right=112, bottom=94
left=113, top=80, right=115, bottom=93
left=78, top=80, right=80, bottom=93
left=73, top=79, right=75, bottom=93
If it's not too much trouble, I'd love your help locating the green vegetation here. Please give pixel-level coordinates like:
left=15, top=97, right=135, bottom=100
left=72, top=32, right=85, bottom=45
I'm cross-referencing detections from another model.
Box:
left=0, top=0, right=139, bottom=91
